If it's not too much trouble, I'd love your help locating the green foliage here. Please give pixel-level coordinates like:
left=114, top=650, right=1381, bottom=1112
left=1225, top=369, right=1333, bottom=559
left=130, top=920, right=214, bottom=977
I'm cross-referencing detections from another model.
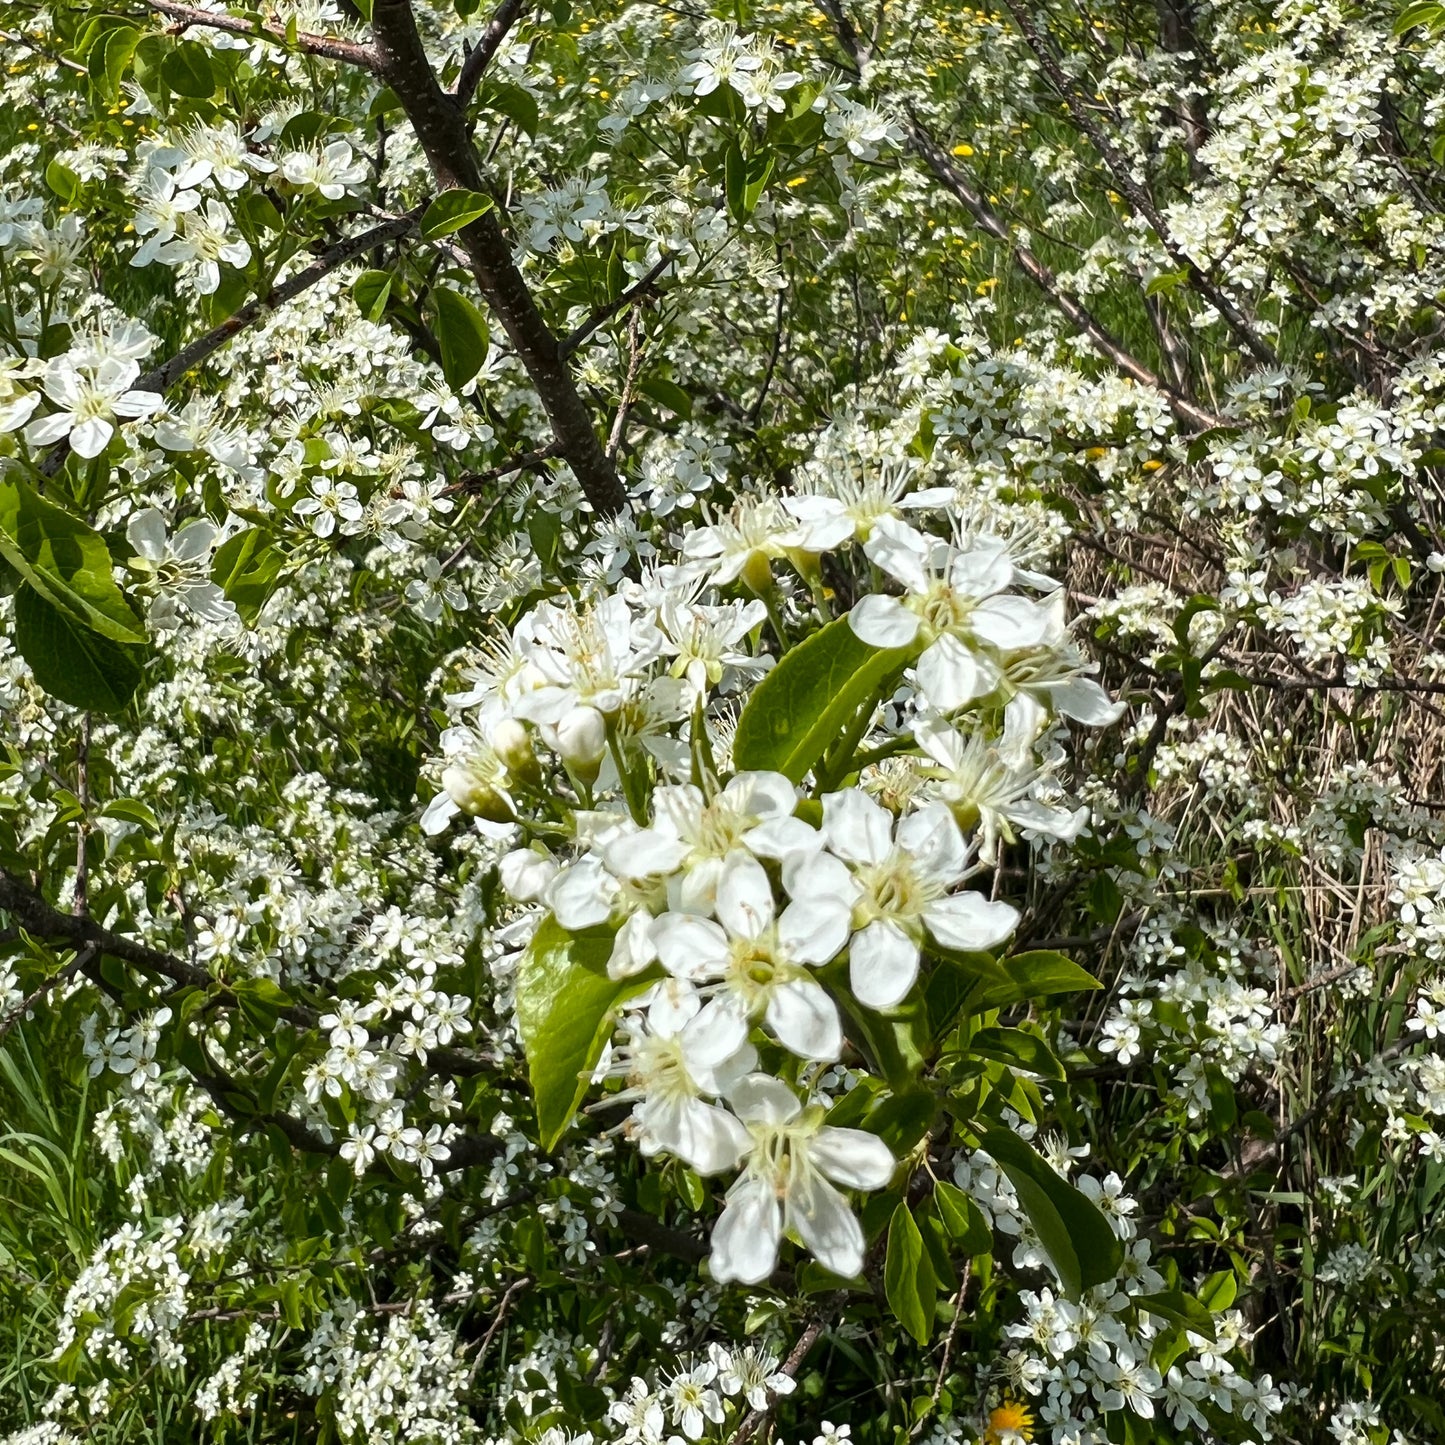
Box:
left=732, top=615, right=908, bottom=782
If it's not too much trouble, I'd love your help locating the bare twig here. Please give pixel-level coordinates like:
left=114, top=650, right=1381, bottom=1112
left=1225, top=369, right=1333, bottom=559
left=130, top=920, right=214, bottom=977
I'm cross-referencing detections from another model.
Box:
left=0, top=945, right=96, bottom=1046
left=730, top=1315, right=829, bottom=1445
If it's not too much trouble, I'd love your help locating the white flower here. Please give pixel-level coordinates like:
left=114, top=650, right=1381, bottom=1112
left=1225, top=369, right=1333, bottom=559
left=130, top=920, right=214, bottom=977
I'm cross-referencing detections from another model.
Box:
left=716, top=1344, right=796, bottom=1410
left=25, top=357, right=163, bottom=459
left=126, top=508, right=236, bottom=630
left=665, top=1361, right=724, bottom=1440
left=652, top=853, right=849, bottom=1061
left=709, top=1074, right=894, bottom=1284
left=616, top=984, right=755, bottom=1174
left=602, top=771, right=817, bottom=916
left=914, top=718, right=1087, bottom=864
left=848, top=517, right=1053, bottom=712
left=800, top=791, right=1018, bottom=1009
left=279, top=139, right=367, bottom=200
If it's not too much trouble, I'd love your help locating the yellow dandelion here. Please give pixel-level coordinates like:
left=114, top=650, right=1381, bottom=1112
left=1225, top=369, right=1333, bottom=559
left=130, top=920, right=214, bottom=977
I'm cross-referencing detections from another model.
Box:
left=952, top=142, right=975, bottom=157
left=1142, top=459, right=1164, bottom=472
left=984, top=1399, right=1034, bottom=1444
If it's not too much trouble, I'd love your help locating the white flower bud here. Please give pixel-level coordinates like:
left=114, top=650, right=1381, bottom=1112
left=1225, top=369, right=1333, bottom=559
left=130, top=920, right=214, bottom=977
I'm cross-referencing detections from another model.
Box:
left=499, top=847, right=558, bottom=903
left=554, top=704, right=607, bottom=784
left=442, top=758, right=513, bottom=824
left=491, top=717, right=541, bottom=786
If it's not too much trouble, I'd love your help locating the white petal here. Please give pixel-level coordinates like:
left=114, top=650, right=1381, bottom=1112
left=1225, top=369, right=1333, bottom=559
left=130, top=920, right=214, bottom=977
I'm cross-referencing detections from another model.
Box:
left=716, top=853, right=776, bottom=940
left=821, top=789, right=893, bottom=865
left=725, top=770, right=798, bottom=820
left=171, top=518, right=218, bottom=560
left=604, top=826, right=689, bottom=879
left=916, top=634, right=987, bottom=711
left=687, top=994, right=751, bottom=1064
left=1000, top=692, right=1048, bottom=768
left=546, top=857, right=617, bottom=931
left=809, top=1126, right=896, bottom=1189
left=784, top=1170, right=865, bottom=1278
left=896, top=802, right=969, bottom=886
left=744, top=814, right=822, bottom=861
left=70, top=415, right=114, bottom=458
left=862, top=515, right=931, bottom=593
left=972, top=595, right=1053, bottom=650
left=783, top=849, right=858, bottom=904
left=949, top=538, right=1013, bottom=597
left=710, top=1176, right=782, bottom=1285
left=650, top=1097, right=751, bottom=1175
left=653, top=914, right=730, bottom=981
left=765, top=978, right=842, bottom=1061
left=126, top=507, right=170, bottom=561
left=849, top=918, right=920, bottom=1010
left=23, top=412, right=74, bottom=447
left=726, top=1072, right=802, bottom=1126
left=607, top=910, right=659, bottom=979
left=419, top=792, right=459, bottom=836
left=1044, top=677, right=1126, bottom=726
left=777, top=897, right=851, bottom=966
left=1009, top=799, right=1088, bottom=844
left=848, top=593, right=920, bottom=650
left=925, top=892, right=1019, bottom=952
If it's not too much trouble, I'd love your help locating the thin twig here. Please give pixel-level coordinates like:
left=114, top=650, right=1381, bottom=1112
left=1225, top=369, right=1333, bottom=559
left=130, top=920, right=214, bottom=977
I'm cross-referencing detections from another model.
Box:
left=560, top=252, right=677, bottom=358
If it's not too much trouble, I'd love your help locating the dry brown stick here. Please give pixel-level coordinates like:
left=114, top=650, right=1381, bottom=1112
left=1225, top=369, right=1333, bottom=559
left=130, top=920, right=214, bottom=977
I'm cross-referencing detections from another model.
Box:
left=730, top=1315, right=830, bottom=1445
left=143, top=0, right=381, bottom=70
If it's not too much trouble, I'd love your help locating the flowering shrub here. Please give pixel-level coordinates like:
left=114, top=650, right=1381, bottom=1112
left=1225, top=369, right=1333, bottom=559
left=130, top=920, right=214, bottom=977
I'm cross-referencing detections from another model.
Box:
left=3, top=0, right=1445, bottom=1442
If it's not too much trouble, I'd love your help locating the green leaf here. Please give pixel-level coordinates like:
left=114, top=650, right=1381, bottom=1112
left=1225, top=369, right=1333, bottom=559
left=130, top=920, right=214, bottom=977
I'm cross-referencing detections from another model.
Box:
left=1144, top=268, right=1189, bottom=297
left=1198, top=1269, right=1237, bottom=1312
left=12, top=585, right=143, bottom=714
left=211, top=528, right=285, bottom=624
left=970, top=1026, right=1066, bottom=1081
left=484, top=81, right=540, bottom=138
left=353, top=269, right=393, bottom=322
left=933, top=1180, right=992, bottom=1254
left=433, top=285, right=491, bottom=392
left=101, top=798, right=160, bottom=831
left=162, top=40, right=216, bottom=97
left=44, top=162, right=80, bottom=203
left=1396, top=0, right=1445, bottom=34
left=733, top=615, right=909, bottom=782
left=963, top=950, right=1101, bottom=1015
left=516, top=916, right=648, bottom=1151
left=421, top=189, right=495, bottom=239
left=1136, top=1288, right=1217, bottom=1340
left=638, top=376, right=693, bottom=419
left=884, top=1202, right=935, bottom=1343
left=977, top=1127, right=1122, bottom=1297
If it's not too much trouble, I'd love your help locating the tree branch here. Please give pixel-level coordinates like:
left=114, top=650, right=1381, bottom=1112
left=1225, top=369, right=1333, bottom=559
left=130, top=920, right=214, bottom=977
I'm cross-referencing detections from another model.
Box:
left=143, top=0, right=381, bottom=71
left=453, top=0, right=528, bottom=106
left=41, top=209, right=423, bottom=476
left=370, top=0, right=628, bottom=515
left=996, top=0, right=1278, bottom=368
left=560, top=252, right=677, bottom=358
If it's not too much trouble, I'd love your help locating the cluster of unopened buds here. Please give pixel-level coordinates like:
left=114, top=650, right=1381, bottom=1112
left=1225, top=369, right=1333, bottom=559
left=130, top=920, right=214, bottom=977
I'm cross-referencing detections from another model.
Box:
left=423, top=497, right=1124, bottom=1280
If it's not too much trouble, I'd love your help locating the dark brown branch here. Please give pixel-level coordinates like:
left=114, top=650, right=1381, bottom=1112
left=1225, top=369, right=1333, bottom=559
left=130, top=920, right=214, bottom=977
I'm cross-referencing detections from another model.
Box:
left=370, top=0, right=627, bottom=515
left=453, top=0, right=528, bottom=106
left=560, top=252, right=677, bottom=358
left=730, top=1316, right=830, bottom=1445
left=41, top=210, right=422, bottom=477
left=143, top=0, right=381, bottom=70
left=997, top=0, right=1277, bottom=368
left=440, top=441, right=563, bottom=498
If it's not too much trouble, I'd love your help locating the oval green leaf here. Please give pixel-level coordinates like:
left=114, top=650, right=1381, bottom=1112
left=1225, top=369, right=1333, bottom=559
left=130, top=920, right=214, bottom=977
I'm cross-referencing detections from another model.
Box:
left=421, top=189, right=495, bottom=240
left=733, top=615, right=909, bottom=782
left=13, top=584, right=144, bottom=714
left=433, top=285, right=491, bottom=392
left=884, top=1202, right=936, bottom=1344
left=978, top=1127, right=1121, bottom=1297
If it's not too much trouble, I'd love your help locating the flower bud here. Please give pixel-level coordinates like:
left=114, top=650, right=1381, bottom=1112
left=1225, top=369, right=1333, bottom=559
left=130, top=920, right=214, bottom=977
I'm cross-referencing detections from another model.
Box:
left=499, top=847, right=558, bottom=902
left=491, top=717, right=541, bottom=787
left=554, top=704, right=607, bottom=785
left=442, top=758, right=514, bottom=824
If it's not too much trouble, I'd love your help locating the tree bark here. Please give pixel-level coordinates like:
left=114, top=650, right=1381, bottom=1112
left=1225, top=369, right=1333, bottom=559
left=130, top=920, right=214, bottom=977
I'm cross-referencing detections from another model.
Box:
left=370, top=0, right=628, bottom=516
